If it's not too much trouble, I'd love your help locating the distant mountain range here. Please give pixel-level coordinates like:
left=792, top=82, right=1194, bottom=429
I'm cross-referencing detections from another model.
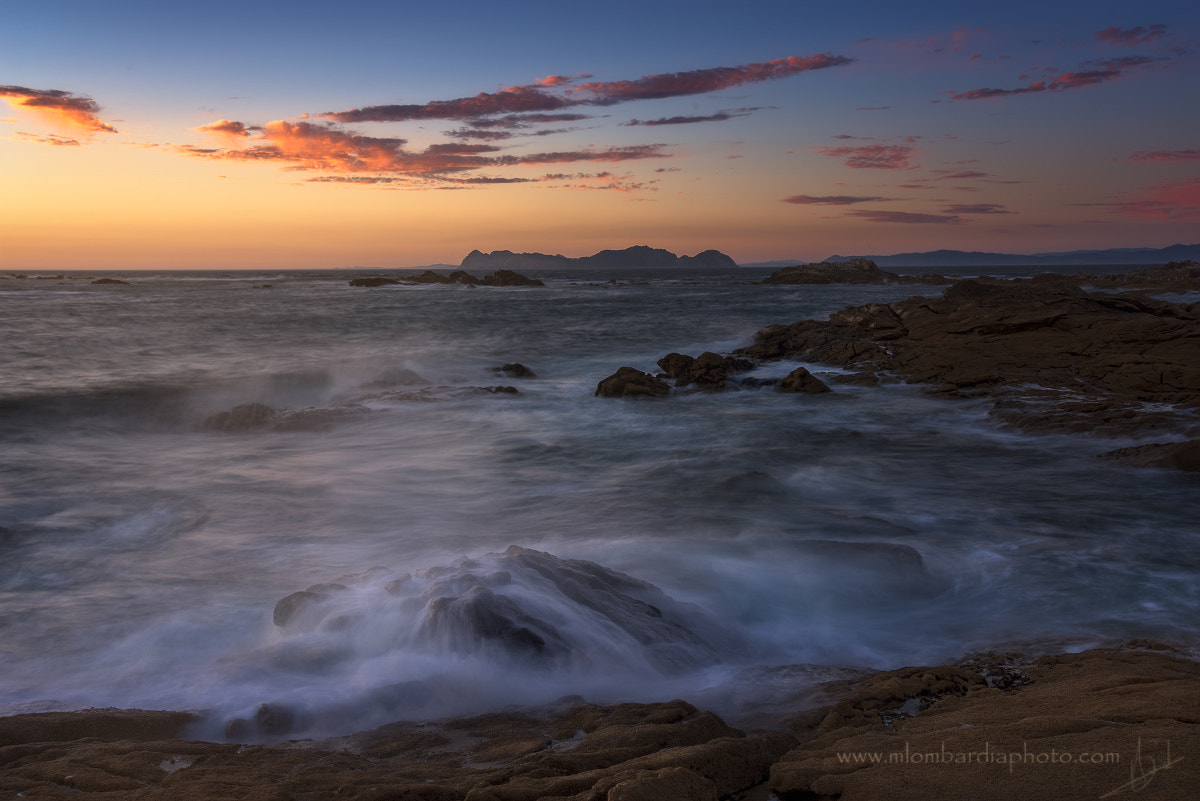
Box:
left=460, top=246, right=737, bottom=271
left=814, top=243, right=1200, bottom=268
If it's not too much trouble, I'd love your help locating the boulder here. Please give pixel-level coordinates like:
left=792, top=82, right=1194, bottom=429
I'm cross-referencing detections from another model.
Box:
left=656, top=352, right=754, bottom=390
left=656, top=352, right=694, bottom=380
left=595, top=367, right=671, bottom=398
left=778, top=366, right=831, bottom=394
left=496, top=363, right=536, bottom=378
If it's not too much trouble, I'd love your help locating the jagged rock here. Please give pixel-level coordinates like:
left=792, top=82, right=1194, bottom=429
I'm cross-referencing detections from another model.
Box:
left=736, top=275, right=1200, bottom=436
left=595, top=367, right=671, bottom=398
left=448, top=270, right=482, bottom=285
left=655, top=352, right=754, bottom=390
left=778, top=366, right=831, bottom=394
left=656, top=352, right=694, bottom=380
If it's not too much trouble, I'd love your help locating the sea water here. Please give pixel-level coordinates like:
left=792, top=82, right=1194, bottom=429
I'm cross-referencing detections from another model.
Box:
left=1, top=266, right=1197, bottom=736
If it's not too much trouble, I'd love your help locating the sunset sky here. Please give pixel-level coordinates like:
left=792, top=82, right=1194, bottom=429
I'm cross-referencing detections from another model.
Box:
left=2, top=0, right=1198, bottom=269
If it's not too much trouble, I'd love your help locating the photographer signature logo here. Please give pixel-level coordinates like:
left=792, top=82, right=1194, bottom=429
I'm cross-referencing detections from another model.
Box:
left=1100, top=739, right=1182, bottom=798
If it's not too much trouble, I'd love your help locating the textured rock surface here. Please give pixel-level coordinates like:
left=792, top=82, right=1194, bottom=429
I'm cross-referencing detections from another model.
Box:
left=595, top=367, right=671, bottom=398
left=2, top=646, right=1194, bottom=800
left=737, top=278, right=1200, bottom=437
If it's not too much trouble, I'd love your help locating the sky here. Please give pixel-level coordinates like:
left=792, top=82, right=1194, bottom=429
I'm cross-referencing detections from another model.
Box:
left=1, top=0, right=1198, bottom=269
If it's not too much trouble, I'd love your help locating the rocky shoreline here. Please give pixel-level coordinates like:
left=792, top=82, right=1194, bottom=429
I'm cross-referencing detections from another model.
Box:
left=598, top=261, right=1200, bottom=468
left=2, top=643, right=1196, bottom=800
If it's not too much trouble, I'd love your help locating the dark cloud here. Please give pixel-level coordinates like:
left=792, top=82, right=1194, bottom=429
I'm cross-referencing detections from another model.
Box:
left=942, top=203, right=1014, bottom=214
left=1095, top=25, right=1168, bottom=46
left=515, top=145, right=670, bottom=165
left=847, top=209, right=963, bottom=224
left=783, top=194, right=891, bottom=205
left=624, top=108, right=758, bottom=126
left=0, top=85, right=117, bottom=133
left=814, top=144, right=917, bottom=169
left=855, top=106, right=890, bottom=111
left=322, top=54, right=851, bottom=123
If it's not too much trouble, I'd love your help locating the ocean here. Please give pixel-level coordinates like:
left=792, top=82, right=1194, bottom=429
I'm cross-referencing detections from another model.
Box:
left=1, top=266, right=1197, bottom=738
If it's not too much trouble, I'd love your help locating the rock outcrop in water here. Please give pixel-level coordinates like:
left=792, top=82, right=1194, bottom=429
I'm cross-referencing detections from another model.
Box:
left=2, top=643, right=1195, bottom=800
left=271, top=546, right=725, bottom=675
left=761, top=258, right=947, bottom=286
left=737, top=276, right=1200, bottom=437
left=594, top=367, right=671, bottom=398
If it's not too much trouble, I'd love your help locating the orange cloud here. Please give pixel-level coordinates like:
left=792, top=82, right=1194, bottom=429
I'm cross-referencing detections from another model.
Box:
left=0, top=85, right=117, bottom=133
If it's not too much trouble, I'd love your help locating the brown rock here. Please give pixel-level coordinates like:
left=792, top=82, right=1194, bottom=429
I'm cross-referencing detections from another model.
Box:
left=348, top=276, right=401, bottom=287
left=736, top=277, right=1200, bottom=436
left=778, top=366, right=831, bottom=393
left=480, top=270, right=545, bottom=287
left=595, top=367, right=671, bottom=398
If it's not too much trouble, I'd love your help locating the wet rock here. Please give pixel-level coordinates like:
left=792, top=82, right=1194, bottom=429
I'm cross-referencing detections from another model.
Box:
left=448, top=269, right=482, bottom=285
left=273, top=582, right=350, bottom=627
left=778, top=366, right=831, bottom=393
left=1097, top=438, right=1200, bottom=472
left=91, top=277, right=130, bottom=285
left=736, top=275, right=1200, bottom=436
left=656, top=352, right=694, bottom=380
left=595, top=367, right=671, bottom=398
left=495, top=363, right=536, bottom=378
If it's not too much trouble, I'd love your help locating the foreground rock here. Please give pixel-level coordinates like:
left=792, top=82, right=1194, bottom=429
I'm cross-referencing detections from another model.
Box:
left=762, top=258, right=947, bottom=286
left=656, top=351, right=754, bottom=390
left=738, top=278, right=1200, bottom=437
left=1, top=644, right=1194, bottom=800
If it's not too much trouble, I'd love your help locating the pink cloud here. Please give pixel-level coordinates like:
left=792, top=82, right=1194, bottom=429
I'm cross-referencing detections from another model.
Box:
left=1129, top=149, right=1200, bottom=163
left=1115, top=177, right=1200, bottom=220
left=814, top=144, right=917, bottom=169
left=516, top=145, right=670, bottom=165
left=0, top=85, right=117, bottom=133
left=1095, top=25, right=1168, bottom=46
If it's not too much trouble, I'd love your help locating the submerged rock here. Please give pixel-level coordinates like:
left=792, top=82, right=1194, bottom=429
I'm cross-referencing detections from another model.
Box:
left=195, top=402, right=276, bottom=431
left=595, top=366, right=671, bottom=398
left=495, top=362, right=537, bottom=378
left=268, top=546, right=727, bottom=675
left=91, top=277, right=130, bottom=285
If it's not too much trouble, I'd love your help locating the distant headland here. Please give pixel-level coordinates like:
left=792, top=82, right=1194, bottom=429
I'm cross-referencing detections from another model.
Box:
left=813, top=242, right=1200, bottom=268
left=460, top=245, right=738, bottom=271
